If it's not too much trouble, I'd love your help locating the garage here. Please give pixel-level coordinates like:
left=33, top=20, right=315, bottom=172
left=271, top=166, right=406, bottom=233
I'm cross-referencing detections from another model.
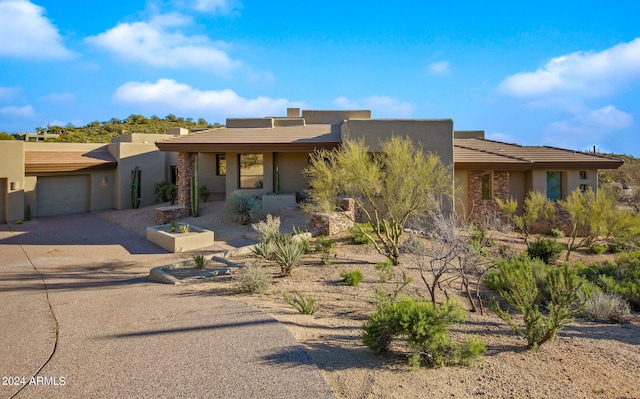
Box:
left=36, top=175, right=89, bottom=217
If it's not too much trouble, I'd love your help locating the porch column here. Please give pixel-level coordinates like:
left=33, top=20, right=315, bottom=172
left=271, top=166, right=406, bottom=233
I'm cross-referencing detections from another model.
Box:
left=177, top=152, right=196, bottom=216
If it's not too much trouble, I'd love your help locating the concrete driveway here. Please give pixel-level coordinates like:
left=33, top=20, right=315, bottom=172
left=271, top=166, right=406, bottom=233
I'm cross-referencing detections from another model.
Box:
left=0, top=213, right=335, bottom=398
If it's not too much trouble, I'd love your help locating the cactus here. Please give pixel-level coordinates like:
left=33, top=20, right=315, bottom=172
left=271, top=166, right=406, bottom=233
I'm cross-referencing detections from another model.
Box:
left=25, top=204, right=31, bottom=221
left=190, top=156, right=199, bottom=217
left=130, top=166, right=141, bottom=209
left=275, top=166, right=281, bottom=194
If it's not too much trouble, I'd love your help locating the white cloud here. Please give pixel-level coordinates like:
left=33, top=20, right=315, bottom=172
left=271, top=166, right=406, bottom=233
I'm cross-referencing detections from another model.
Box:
left=192, top=0, right=240, bottom=13
left=332, top=96, right=414, bottom=118
left=0, top=87, right=21, bottom=102
left=428, top=61, right=450, bottom=75
left=86, top=14, right=240, bottom=74
left=584, top=105, right=633, bottom=130
left=0, top=105, right=35, bottom=117
left=0, top=0, right=74, bottom=59
left=113, top=79, right=296, bottom=116
left=40, top=92, right=75, bottom=103
left=499, top=38, right=640, bottom=98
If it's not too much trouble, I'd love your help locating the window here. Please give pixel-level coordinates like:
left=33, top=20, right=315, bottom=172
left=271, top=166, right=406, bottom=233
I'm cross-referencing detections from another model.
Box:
left=580, top=184, right=589, bottom=193
left=216, top=154, right=227, bottom=176
left=481, top=172, right=492, bottom=200
left=239, top=154, right=263, bottom=189
left=170, top=165, right=178, bottom=185
left=547, top=171, right=562, bottom=201
left=579, top=171, right=587, bottom=180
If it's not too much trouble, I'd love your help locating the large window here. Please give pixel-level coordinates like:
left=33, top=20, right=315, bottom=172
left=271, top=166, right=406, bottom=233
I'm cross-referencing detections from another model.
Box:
left=239, top=154, right=264, bottom=189
left=547, top=171, right=562, bottom=201
left=481, top=172, right=492, bottom=200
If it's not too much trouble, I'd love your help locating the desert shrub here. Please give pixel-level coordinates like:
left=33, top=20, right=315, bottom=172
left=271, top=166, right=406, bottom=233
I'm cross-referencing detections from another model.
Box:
left=350, top=223, right=374, bottom=245
left=236, top=266, right=272, bottom=294
left=225, top=191, right=265, bottom=225
left=376, top=259, right=394, bottom=283
left=340, top=269, right=364, bottom=286
left=549, top=228, right=565, bottom=238
left=589, top=244, right=607, bottom=254
left=283, top=291, right=321, bottom=315
left=292, top=226, right=311, bottom=253
left=199, top=185, right=211, bottom=202
left=485, top=255, right=551, bottom=306
left=154, top=180, right=177, bottom=204
left=251, top=239, right=274, bottom=260
left=192, top=254, right=206, bottom=270
left=578, top=251, right=640, bottom=310
left=607, top=241, right=625, bottom=253
left=490, top=257, right=585, bottom=349
left=583, top=291, right=630, bottom=323
left=274, top=236, right=305, bottom=276
left=314, top=236, right=336, bottom=253
left=251, top=214, right=281, bottom=241
left=527, top=237, right=563, bottom=264
left=362, top=297, right=485, bottom=368
left=179, top=223, right=190, bottom=234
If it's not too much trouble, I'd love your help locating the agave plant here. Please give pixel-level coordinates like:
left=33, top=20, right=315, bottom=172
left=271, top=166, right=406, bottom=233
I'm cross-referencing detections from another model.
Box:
left=224, top=191, right=265, bottom=225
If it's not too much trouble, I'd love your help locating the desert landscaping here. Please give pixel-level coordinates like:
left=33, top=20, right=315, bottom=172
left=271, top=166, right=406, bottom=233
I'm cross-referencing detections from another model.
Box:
left=98, top=200, right=640, bottom=399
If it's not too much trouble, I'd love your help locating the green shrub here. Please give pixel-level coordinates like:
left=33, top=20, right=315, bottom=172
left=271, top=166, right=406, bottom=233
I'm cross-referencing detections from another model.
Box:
left=375, top=259, right=394, bottom=283
left=362, top=297, right=485, bottom=368
left=192, top=254, right=206, bottom=270
left=578, top=251, right=640, bottom=310
left=199, top=185, right=211, bottom=202
left=236, top=266, right=272, bottom=294
left=224, top=191, right=265, bottom=225
left=154, top=181, right=177, bottom=204
left=274, top=236, right=305, bottom=276
left=583, top=291, right=630, bottom=323
left=485, top=256, right=551, bottom=306
left=340, top=269, right=364, bottom=286
left=589, top=244, right=607, bottom=254
left=283, top=291, right=321, bottom=315
left=315, top=236, right=336, bottom=253
left=527, top=237, right=563, bottom=264
left=350, top=223, right=373, bottom=245
left=607, top=241, right=625, bottom=253
left=549, top=228, right=565, bottom=238
left=251, top=214, right=281, bottom=241
left=489, top=257, right=585, bottom=349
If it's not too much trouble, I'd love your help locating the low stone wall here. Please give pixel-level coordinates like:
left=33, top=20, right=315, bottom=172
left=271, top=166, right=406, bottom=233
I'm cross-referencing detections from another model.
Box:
left=531, top=203, right=576, bottom=236
left=155, top=205, right=187, bottom=225
left=308, top=197, right=358, bottom=236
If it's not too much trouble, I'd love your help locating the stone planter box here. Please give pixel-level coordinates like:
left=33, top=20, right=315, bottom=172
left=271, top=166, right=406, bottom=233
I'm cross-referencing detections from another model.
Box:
left=146, top=224, right=214, bottom=253
left=262, top=193, right=297, bottom=214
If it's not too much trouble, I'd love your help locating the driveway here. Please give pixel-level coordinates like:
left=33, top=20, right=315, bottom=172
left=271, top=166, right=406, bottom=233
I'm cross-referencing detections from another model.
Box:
left=0, top=213, right=335, bottom=398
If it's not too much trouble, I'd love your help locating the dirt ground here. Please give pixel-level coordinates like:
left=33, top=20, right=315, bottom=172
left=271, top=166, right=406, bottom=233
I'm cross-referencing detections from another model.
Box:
left=183, top=233, right=640, bottom=399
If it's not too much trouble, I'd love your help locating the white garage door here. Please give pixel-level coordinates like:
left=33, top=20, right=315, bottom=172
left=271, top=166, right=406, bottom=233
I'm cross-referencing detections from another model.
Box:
left=36, top=175, right=89, bottom=217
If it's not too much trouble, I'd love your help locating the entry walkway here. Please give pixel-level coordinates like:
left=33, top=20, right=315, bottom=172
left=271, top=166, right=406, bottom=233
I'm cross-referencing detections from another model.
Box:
left=0, top=214, right=335, bottom=398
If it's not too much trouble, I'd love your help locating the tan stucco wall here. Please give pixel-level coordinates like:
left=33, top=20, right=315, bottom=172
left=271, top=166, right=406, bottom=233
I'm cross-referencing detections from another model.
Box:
left=198, top=153, right=226, bottom=193
left=302, top=110, right=371, bottom=124
left=274, top=152, right=309, bottom=194
left=509, top=171, right=526, bottom=209
left=0, top=141, right=25, bottom=221
left=108, top=142, right=170, bottom=209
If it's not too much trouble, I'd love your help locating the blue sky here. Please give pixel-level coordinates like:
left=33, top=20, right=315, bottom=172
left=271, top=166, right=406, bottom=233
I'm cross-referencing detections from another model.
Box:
left=1, top=0, right=639, bottom=155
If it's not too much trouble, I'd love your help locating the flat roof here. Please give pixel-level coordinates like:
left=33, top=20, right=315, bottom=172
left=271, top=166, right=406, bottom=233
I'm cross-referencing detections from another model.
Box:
left=156, top=124, right=342, bottom=153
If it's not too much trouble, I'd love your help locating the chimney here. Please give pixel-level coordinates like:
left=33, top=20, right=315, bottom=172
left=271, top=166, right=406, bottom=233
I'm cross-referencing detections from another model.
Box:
left=287, top=108, right=300, bottom=117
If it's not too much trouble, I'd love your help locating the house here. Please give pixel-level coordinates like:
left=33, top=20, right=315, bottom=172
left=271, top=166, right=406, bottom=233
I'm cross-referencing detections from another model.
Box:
left=0, top=107, right=623, bottom=225
left=0, top=133, right=179, bottom=223
left=155, top=108, right=623, bottom=221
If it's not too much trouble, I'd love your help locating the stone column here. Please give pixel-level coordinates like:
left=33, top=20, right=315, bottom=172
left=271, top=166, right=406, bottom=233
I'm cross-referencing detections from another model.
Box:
left=177, top=152, right=196, bottom=217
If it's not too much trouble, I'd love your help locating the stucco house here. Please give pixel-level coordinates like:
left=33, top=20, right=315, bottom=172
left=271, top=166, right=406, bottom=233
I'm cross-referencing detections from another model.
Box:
left=0, top=107, right=623, bottom=224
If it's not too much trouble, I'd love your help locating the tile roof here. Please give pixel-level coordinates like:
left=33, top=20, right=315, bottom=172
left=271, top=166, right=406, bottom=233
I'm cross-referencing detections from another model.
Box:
left=454, top=138, right=623, bottom=170
left=25, top=150, right=117, bottom=173
left=156, top=124, right=342, bottom=153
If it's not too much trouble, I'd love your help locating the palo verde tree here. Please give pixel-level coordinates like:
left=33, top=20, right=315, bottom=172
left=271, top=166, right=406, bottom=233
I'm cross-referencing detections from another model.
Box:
left=496, top=191, right=555, bottom=248
left=304, top=136, right=452, bottom=265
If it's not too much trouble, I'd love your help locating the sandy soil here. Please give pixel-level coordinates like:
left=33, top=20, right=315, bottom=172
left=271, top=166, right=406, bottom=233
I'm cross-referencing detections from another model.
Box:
left=97, top=203, right=640, bottom=399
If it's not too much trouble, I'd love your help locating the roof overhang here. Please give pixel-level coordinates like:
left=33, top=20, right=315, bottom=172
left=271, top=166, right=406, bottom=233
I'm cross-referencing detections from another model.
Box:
left=155, top=141, right=341, bottom=153
left=25, top=151, right=117, bottom=173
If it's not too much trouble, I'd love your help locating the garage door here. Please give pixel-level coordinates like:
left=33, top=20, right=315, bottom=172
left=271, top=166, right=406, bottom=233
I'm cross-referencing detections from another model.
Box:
left=36, top=175, right=89, bottom=217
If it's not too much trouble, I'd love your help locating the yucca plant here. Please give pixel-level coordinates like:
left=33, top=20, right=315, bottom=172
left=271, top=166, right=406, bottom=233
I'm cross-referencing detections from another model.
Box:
left=274, top=237, right=305, bottom=276
left=224, top=191, right=265, bottom=225
left=283, top=291, right=321, bottom=315
left=193, top=254, right=206, bottom=270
